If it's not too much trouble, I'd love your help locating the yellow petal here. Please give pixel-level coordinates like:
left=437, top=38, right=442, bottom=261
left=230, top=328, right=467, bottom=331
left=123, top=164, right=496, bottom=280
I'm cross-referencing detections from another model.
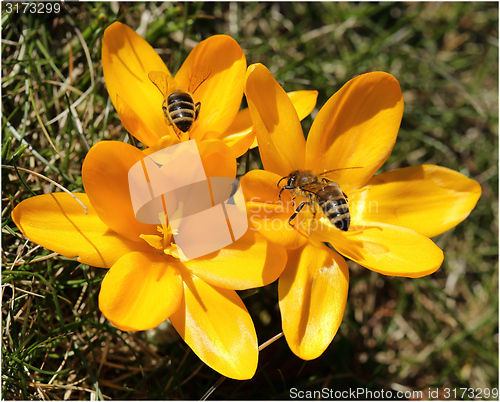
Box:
left=174, top=35, right=246, bottom=140
left=102, top=21, right=168, bottom=145
left=351, top=165, right=482, bottom=238
left=245, top=63, right=306, bottom=176
left=185, top=230, right=287, bottom=289
left=115, top=94, right=165, bottom=147
left=240, top=170, right=307, bottom=249
left=197, top=138, right=237, bottom=179
left=222, top=128, right=257, bottom=159
left=82, top=141, right=158, bottom=241
left=219, top=107, right=253, bottom=140
left=219, top=90, right=318, bottom=155
left=11, top=193, right=151, bottom=268
left=315, top=221, right=443, bottom=278
left=223, top=90, right=317, bottom=141
left=169, top=273, right=258, bottom=380
left=279, top=243, right=349, bottom=360
left=306, top=72, right=404, bottom=193
left=288, top=90, right=319, bottom=121
left=143, top=135, right=182, bottom=155
left=99, top=252, right=183, bottom=331
left=204, top=107, right=256, bottom=158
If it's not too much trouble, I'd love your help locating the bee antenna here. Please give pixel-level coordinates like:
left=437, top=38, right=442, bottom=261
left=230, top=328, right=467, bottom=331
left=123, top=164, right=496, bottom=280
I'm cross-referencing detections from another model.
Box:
left=277, top=176, right=288, bottom=187
left=320, top=166, right=363, bottom=176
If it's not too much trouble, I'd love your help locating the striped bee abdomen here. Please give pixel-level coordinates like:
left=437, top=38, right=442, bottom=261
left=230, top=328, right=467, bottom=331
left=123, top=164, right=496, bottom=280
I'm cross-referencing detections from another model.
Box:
left=166, top=92, right=196, bottom=132
left=316, top=183, right=350, bottom=231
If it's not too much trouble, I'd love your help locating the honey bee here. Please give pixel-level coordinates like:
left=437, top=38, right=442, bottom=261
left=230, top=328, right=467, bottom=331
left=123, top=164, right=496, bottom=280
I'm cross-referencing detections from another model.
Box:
left=149, top=67, right=210, bottom=139
left=278, top=169, right=358, bottom=231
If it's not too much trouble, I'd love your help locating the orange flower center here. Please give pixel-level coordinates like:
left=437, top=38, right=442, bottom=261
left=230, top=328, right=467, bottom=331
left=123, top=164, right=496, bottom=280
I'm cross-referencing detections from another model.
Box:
left=139, top=213, right=183, bottom=260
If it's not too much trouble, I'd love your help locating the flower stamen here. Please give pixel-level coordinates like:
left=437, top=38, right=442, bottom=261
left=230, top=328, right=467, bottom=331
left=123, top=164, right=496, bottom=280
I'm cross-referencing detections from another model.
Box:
left=140, top=212, right=184, bottom=260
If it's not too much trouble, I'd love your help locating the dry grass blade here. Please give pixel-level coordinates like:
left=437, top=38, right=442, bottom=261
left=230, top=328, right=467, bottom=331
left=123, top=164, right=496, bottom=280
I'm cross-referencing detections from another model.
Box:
left=201, top=332, right=284, bottom=400
left=3, top=165, right=88, bottom=214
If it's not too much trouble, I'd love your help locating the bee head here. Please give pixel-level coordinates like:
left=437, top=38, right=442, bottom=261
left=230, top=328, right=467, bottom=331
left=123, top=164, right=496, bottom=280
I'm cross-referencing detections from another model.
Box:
left=277, top=171, right=300, bottom=188
left=288, top=171, right=302, bottom=186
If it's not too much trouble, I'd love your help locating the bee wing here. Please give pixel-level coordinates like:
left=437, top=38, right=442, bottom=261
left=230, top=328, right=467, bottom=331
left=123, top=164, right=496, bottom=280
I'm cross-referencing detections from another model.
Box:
left=148, top=71, right=173, bottom=96
left=187, top=65, right=211, bottom=94
left=301, top=183, right=325, bottom=196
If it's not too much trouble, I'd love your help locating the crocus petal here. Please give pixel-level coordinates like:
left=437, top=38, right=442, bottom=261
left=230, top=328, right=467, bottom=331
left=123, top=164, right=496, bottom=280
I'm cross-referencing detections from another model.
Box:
left=219, top=91, right=318, bottom=148
left=208, top=89, right=317, bottom=158
left=315, top=221, right=443, bottom=278
left=224, top=90, right=317, bottom=141
left=185, top=231, right=287, bottom=289
left=203, top=108, right=256, bottom=158
left=288, top=90, right=319, bottom=121
left=240, top=170, right=307, bottom=249
left=245, top=63, right=306, bottom=176
left=99, top=252, right=183, bottom=331
left=279, top=243, right=348, bottom=360
left=115, top=94, right=165, bottom=146
left=197, top=139, right=237, bottom=179
left=219, top=107, right=253, bottom=141
left=306, top=72, right=404, bottom=193
left=82, top=141, right=158, bottom=241
left=169, top=273, right=258, bottom=380
left=102, top=21, right=169, bottom=145
left=142, top=135, right=181, bottom=155
left=12, top=193, right=151, bottom=268
left=145, top=136, right=233, bottom=178
left=174, top=35, right=246, bottom=141
left=222, top=128, right=258, bottom=159
left=351, top=165, right=482, bottom=238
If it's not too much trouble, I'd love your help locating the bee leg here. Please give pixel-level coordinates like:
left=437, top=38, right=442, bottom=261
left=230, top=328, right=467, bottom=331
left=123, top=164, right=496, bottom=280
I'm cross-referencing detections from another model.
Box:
left=194, top=102, right=201, bottom=120
left=343, top=192, right=348, bottom=199
left=278, top=187, right=285, bottom=200
left=169, top=124, right=182, bottom=139
left=278, top=185, right=295, bottom=200
left=288, top=201, right=310, bottom=227
left=308, top=195, right=317, bottom=218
